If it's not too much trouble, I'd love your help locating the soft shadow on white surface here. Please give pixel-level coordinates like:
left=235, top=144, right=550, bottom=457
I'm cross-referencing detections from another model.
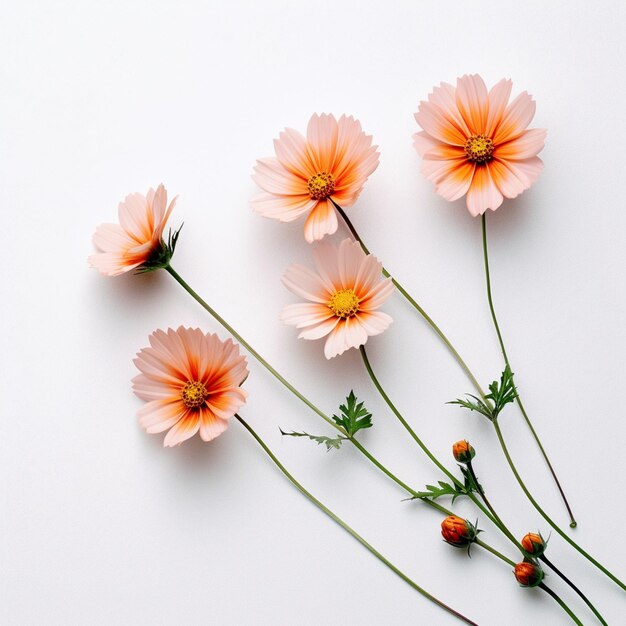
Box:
left=1, top=1, right=625, bottom=625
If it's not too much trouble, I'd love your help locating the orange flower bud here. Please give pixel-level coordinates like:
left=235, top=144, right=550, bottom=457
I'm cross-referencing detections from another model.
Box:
left=452, top=440, right=475, bottom=463
left=441, top=515, right=477, bottom=547
left=514, top=561, right=544, bottom=587
left=521, top=532, right=546, bottom=556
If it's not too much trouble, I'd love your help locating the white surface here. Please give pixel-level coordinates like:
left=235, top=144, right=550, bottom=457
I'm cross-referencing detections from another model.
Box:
left=2, top=1, right=625, bottom=624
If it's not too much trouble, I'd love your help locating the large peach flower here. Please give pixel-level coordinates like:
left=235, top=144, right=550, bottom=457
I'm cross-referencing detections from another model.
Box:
left=414, top=75, right=546, bottom=216
left=251, top=113, right=379, bottom=243
left=281, top=239, right=394, bottom=359
left=132, top=327, right=248, bottom=447
left=89, top=184, right=176, bottom=276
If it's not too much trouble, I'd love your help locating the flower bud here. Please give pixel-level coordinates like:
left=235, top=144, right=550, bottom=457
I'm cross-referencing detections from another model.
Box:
left=452, top=440, right=475, bottom=463
left=514, top=561, right=544, bottom=587
left=441, top=515, right=478, bottom=547
left=521, top=532, right=546, bottom=557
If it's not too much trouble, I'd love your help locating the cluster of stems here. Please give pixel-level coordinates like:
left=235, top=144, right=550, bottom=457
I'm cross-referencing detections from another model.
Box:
left=164, top=262, right=617, bottom=624
left=157, top=198, right=622, bottom=625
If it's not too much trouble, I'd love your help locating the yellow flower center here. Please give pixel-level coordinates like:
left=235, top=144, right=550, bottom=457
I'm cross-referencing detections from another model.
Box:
left=464, top=135, right=494, bottom=163
left=307, top=172, right=335, bottom=200
left=328, top=289, right=360, bottom=318
left=181, top=380, right=208, bottom=409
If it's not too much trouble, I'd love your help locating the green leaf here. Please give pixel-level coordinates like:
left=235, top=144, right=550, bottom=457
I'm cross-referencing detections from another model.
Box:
left=279, top=428, right=345, bottom=451
left=409, top=472, right=480, bottom=503
left=448, top=365, right=517, bottom=421
left=332, top=391, right=372, bottom=437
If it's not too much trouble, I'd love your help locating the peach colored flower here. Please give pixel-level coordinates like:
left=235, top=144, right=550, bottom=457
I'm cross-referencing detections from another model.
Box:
left=251, top=113, right=379, bottom=243
left=281, top=238, right=394, bottom=359
left=132, top=327, right=248, bottom=447
left=89, top=184, right=177, bottom=276
left=414, top=75, right=546, bottom=216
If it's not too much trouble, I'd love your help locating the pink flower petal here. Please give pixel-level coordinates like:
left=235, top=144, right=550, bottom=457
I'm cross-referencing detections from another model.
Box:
left=280, top=303, right=334, bottom=328
left=491, top=157, right=543, bottom=198
left=163, top=413, right=201, bottom=447
left=252, top=157, right=306, bottom=195
left=283, top=264, right=333, bottom=303
left=303, top=200, right=338, bottom=243
left=356, top=311, right=393, bottom=336
left=414, top=100, right=467, bottom=146
left=494, top=128, right=547, bottom=160
left=412, top=131, right=441, bottom=158
left=306, top=113, right=339, bottom=173
left=433, top=160, right=476, bottom=202
left=250, top=192, right=317, bottom=222
left=298, top=316, right=340, bottom=340
left=427, top=82, right=472, bottom=138
left=274, top=128, right=317, bottom=179
left=455, top=74, right=489, bottom=135
left=138, top=400, right=185, bottom=434
left=198, top=408, right=229, bottom=442
left=493, top=91, right=536, bottom=144
left=485, top=79, right=513, bottom=137
left=466, top=166, right=504, bottom=216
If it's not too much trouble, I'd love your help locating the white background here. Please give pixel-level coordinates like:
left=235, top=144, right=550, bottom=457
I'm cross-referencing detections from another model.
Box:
left=2, top=1, right=625, bottom=624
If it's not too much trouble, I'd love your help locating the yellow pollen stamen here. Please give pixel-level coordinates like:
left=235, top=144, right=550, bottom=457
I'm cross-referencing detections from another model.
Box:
left=464, top=134, right=494, bottom=163
left=307, top=172, right=335, bottom=200
left=328, top=289, right=360, bottom=318
left=181, top=380, right=208, bottom=409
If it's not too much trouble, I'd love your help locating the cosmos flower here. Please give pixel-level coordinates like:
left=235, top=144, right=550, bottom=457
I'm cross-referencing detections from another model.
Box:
left=132, top=327, right=248, bottom=447
left=251, top=113, right=379, bottom=242
left=89, top=184, right=176, bottom=276
left=281, top=238, right=393, bottom=358
left=414, top=75, right=546, bottom=216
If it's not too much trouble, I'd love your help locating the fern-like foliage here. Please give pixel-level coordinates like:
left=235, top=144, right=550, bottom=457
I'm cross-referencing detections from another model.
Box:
left=331, top=390, right=372, bottom=437
left=279, top=391, right=372, bottom=453
left=449, top=365, right=517, bottom=421
left=279, top=429, right=345, bottom=451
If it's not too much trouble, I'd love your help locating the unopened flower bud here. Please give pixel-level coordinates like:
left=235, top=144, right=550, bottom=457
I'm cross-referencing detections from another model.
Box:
left=452, top=440, right=476, bottom=463
left=514, top=561, right=545, bottom=587
left=521, top=532, right=546, bottom=557
left=441, top=515, right=478, bottom=547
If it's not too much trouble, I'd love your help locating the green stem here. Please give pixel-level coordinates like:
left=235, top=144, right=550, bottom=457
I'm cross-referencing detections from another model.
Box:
left=235, top=414, right=478, bottom=625
left=481, top=213, right=577, bottom=528
left=358, top=346, right=518, bottom=549
left=538, top=584, right=583, bottom=625
left=493, top=418, right=626, bottom=591
left=332, top=200, right=485, bottom=398
left=165, top=265, right=514, bottom=572
left=466, top=461, right=522, bottom=551
left=541, top=555, right=608, bottom=625
left=474, top=538, right=516, bottom=567
left=165, top=266, right=338, bottom=433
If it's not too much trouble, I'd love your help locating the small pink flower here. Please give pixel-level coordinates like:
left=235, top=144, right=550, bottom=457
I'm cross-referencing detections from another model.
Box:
left=132, top=327, right=248, bottom=447
left=414, top=75, right=546, bottom=216
left=281, top=239, right=394, bottom=359
left=89, top=184, right=176, bottom=276
left=251, top=113, right=379, bottom=243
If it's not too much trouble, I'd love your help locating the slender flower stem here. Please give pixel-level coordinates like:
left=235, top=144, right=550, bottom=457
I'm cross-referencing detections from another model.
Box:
left=468, top=461, right=607, bottom=622
left=493, top=417, right=626, bottom=592
left=331, top=200, right=485, bottom=397
left=165, top=266, right=338, bottom=433
left=475, top=538, right=516, bottom=567
left=481, top=212, right=576, bottom=528
left=541, top=555, right=608, bottom=625
left=466, top=461, right=522, bottom=551
left=235, top=414, right=478, bottom=625
left=165, top=265, right=515, bottom=571
left=359, top=345, right=514, bottom=543
left=538, top=584, right=583, bottom=625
